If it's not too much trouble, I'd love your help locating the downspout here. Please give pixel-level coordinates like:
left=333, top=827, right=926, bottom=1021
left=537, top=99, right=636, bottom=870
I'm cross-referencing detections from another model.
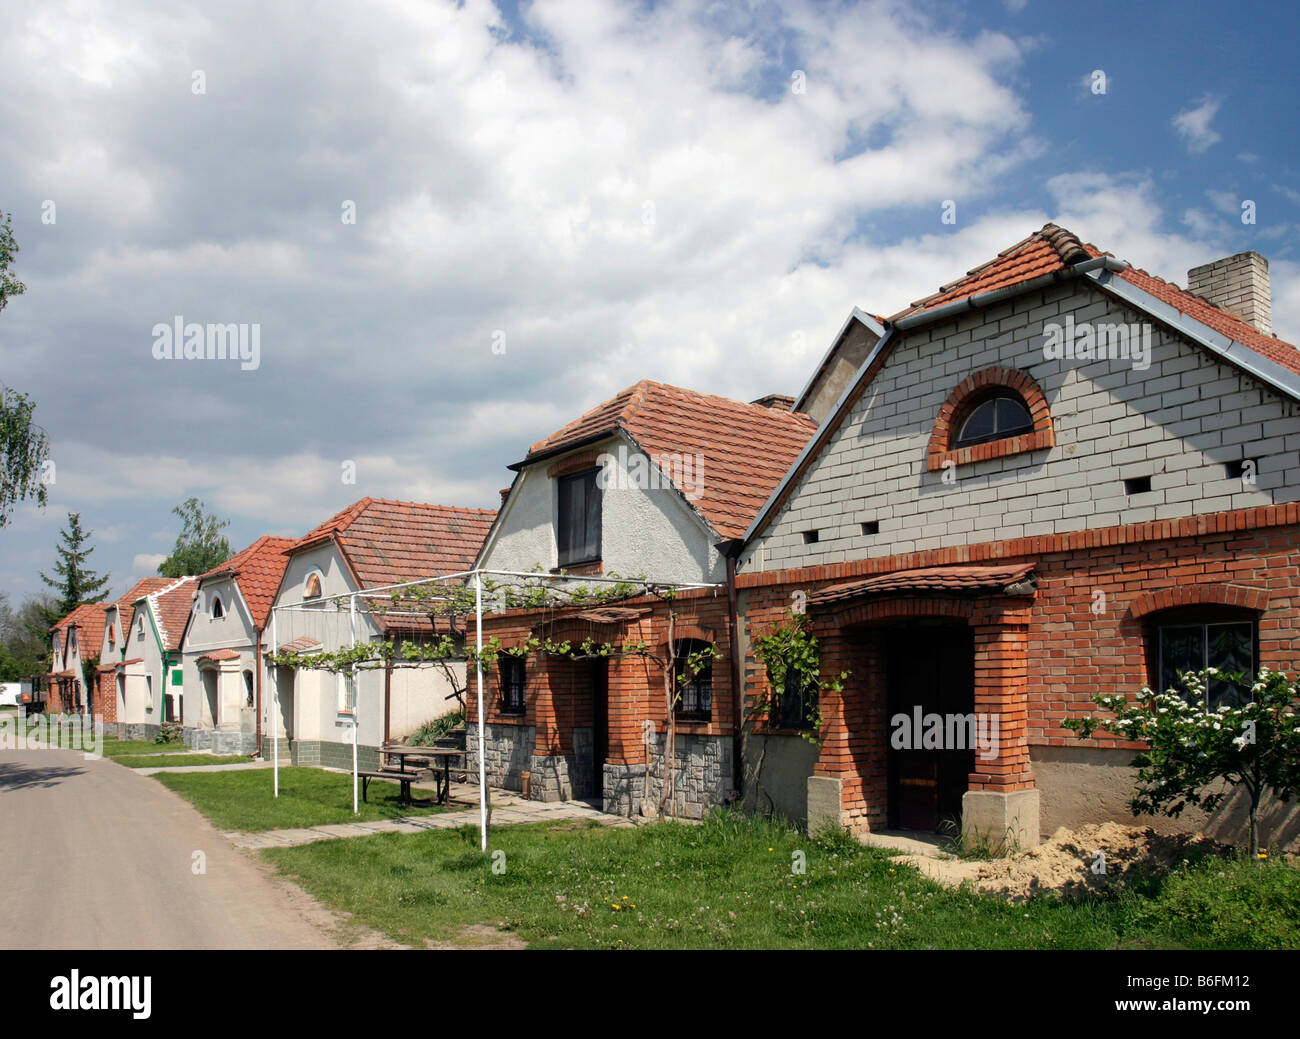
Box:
left=254, top=629, right=263, bottom=758
left=716, top=539, right=745, bottom=802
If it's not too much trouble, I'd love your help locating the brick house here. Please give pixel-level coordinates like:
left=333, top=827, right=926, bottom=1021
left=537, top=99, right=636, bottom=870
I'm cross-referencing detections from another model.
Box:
left=469, top=380, right=815, bottom=816
left=738, top=225, right=1300, bottom=850
left=177, top=536, right=295, bottom=755
left=94, top=577, right=171, bottom=725
left=41, top=603, right=107, bottom=714
left=265, top=498, right=495, bottom=770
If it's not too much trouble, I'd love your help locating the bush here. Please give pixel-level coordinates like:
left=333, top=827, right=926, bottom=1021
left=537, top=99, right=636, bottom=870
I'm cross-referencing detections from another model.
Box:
left=155, top=723, right=183, bottom=745
left=407, top=708, right=466, bottom=746
left=1125, top=856, right=1300, bottom=949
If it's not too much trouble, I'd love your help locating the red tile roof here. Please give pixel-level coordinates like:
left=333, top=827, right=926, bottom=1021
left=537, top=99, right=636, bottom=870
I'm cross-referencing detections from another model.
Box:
left=197, top=648, right=241, bottom=661
left=890, top=222, right=1298, bottom=375
left=523, top=380, right=817, bottom=540
left=147, top=577, right=199, bottom=651
left=279, top=636, right=323, bottom=653
left=50, top=603, right=108, bottom=659
left=809, top=563, right=1037, bottom=606
left=116, top=577, right=172, bottom=621
left=198, top=535, right=296, bottom=629
left=288, top=499, right=497, bottom=588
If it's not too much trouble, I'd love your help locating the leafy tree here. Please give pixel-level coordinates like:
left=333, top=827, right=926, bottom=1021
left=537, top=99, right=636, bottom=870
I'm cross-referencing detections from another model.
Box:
left=0, top=383, right=50, bottom=527
left=0, top=591, right=58, bottom=680
left=1065, top=667, right=1300, bottom=857
left=38, top=512, right=111, bottom=625
left=0, top=216, right=50, bottom=526
left=0, top=210, right=25, bottom=314
left=158, top=497, right=231, bottom=578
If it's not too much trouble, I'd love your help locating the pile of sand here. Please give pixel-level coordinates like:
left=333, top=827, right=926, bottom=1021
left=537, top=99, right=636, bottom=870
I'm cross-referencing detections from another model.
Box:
left=895, top=822, right=1229, bottom=901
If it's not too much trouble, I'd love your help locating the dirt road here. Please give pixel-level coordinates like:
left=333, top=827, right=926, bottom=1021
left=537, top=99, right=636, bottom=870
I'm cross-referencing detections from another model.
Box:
left=0, top=746, right=349, bottom=949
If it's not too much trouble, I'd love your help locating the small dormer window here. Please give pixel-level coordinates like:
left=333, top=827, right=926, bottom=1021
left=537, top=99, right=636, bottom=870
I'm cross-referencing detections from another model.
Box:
left=954, top=394, right=1034, bottom=447
left=211, top=596, right=224, bottom=619
left=137, top=616, right=145, bottom=638
left=304, top=571, right=323, bottom=599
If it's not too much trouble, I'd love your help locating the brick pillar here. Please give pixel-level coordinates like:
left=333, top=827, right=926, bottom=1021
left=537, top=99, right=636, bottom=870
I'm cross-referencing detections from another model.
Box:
left=965, top=601, right=1039, bottom=849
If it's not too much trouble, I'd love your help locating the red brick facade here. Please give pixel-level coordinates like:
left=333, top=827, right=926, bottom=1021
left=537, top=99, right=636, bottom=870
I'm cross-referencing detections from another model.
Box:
left=737, top=502, right=1300, bottom=837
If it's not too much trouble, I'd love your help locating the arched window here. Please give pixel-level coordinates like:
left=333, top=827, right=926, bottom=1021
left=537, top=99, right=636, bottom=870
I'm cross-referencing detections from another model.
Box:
left=304, top=571, right=323, bottom=599
left=211, top=595, right=225, bottom=619
left=953, top=394, right=1034, bottom=447
left=927, top=366, right=1054, bottom=471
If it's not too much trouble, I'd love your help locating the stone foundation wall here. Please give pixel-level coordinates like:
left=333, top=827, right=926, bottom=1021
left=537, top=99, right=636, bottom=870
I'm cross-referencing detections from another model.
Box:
left=465, top=721, right=534, bottom=791
left=605, top=732, right=732, bottom=819
left=184, top=727, right=258, bottom=755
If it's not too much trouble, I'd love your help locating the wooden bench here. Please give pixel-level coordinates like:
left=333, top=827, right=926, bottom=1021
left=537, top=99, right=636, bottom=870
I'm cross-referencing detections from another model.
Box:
left=356, top=767, right=430, bottom=806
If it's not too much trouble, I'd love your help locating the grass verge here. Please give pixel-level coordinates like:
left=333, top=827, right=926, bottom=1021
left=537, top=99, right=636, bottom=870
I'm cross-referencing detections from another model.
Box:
left=154, top=766, right=462, bottom=831
left=263, top=811, right=1300, bottom=950
left=113, top=754, right=252, bottom=768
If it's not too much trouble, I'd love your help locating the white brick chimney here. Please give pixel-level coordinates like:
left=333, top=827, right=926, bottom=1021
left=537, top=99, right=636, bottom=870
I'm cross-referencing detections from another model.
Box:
left=1187, top=251, right=1273, bottom=337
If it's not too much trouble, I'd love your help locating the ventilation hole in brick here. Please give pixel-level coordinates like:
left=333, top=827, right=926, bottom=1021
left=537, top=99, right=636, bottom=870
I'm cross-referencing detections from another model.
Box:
left=801, top=530, right=819, bottom=544
left=861, top=521, right=879, bottom=535
left=1124, top=475, right=1152, bottom=495
left=1225, top=459, right=1255, bottom=479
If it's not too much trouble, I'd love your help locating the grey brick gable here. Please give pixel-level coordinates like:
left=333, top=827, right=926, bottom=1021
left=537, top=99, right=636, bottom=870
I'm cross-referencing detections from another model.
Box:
left=745, top=279, right=1300, bottom=572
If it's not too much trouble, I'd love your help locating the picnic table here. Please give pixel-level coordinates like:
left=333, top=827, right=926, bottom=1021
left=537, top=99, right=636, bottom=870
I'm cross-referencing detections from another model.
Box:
left=372, top=743, right=467, bottom=806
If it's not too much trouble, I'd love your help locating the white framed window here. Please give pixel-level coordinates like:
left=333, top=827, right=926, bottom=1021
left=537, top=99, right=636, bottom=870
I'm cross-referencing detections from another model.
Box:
left=336, top=670, right=356, bottom=714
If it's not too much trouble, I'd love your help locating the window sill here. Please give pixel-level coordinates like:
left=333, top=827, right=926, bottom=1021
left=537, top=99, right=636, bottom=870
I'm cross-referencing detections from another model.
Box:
left=926, top=428, right=1054, bottom=471
left=552, top=560, right=603, bottom=576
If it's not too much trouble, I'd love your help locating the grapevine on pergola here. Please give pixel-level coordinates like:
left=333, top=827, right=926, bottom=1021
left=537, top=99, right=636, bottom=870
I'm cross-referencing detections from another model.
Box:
left=264, top=568, right=720, bottom=818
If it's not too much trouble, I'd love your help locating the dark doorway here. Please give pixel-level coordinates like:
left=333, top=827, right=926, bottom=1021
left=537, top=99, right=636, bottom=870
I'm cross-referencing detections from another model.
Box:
left=884, top=625, right=975, bottom=832
left=589, top=658, right=608, bottom=798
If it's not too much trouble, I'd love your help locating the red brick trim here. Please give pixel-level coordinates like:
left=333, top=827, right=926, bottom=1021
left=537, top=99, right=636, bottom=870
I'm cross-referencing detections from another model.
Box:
left=738, top=503, right=1300, bottom=591
left=1129, top=583, right=1270, bottom=619
left=925, top=365, right=1054, bottom=472
left=547, top=449, right=604, bottom=479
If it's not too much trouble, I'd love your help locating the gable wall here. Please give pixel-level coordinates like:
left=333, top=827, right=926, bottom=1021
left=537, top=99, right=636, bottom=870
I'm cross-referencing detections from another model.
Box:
left=747, top=279, right=1300, bottom=571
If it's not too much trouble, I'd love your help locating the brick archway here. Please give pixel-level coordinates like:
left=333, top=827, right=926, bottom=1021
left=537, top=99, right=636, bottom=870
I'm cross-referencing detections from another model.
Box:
left=926, top=365, right=1055, bottom=472
left=807, top=593, right=1036, bottom=841
left=1129, top=583, right=1269, bottom=618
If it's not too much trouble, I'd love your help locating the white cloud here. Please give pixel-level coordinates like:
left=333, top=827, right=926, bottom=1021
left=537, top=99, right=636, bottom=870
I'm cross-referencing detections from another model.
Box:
left=132, top=553, right=167, bottom=574
left=1171, top=95, right=1222, bottom=153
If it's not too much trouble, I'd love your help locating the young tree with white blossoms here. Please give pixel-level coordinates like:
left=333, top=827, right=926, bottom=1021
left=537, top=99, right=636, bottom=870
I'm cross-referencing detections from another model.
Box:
left=1065, top=668, right=1300, bottom=858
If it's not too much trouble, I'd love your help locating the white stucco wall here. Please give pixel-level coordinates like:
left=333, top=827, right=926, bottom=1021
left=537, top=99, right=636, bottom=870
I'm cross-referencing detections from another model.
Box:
left=269, top=541, right=463, bottom=749
left=481, top=433, right=726, bottom=584
left=180, top=576, right=259, bottom=731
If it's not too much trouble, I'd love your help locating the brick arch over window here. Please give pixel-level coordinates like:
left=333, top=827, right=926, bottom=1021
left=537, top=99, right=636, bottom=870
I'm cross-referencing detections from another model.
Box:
left=1129, top=584, right=1270, bottom=619
left=926, top=366, right=1055, bottom=472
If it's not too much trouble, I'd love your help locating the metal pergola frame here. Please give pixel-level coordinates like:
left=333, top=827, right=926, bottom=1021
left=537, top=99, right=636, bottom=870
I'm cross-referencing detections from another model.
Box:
left=268, top=567, right=721, bottom=850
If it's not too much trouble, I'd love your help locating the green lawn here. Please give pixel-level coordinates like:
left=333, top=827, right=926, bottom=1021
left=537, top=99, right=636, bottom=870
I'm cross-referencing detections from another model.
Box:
left=154, top=766, right=463, bottom=831
left=113, top=754, right=252, bottom=768
left=99, top=737, right=190, bottom=757
left=263, top=812, right=1300, bottom=950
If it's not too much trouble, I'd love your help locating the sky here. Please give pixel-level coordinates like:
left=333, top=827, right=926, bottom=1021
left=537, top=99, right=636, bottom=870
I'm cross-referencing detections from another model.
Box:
left=1, top=0, right=1297, bottom=604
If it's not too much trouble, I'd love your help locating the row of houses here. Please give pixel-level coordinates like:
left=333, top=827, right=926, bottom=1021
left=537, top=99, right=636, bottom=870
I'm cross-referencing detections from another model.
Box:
left=41, top=226, right=1300, bottom=849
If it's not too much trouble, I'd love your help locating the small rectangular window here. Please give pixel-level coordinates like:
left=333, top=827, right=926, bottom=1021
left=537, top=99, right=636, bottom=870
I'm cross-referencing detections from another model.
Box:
left=774, top=667, right=813, bottom=730
left=860, top=521, right=879, bottom=536
left=1124, top=475, right=1151, bottom=495
left=802, top=530, right=819, bottom=544
left=499, top=656, right=526, bottom=714
left=557, top=469, right=602, bottom=567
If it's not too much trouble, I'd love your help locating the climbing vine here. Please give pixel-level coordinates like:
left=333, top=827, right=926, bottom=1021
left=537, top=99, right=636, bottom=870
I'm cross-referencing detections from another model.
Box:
left=750, top=609, right=846, bottom=745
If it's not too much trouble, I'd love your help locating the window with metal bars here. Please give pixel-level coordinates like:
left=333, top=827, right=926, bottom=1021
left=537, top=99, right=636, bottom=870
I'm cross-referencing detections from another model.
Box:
left=500, top=656, right=527, bottom=714
left=673, top=639, right=713, bottom=720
